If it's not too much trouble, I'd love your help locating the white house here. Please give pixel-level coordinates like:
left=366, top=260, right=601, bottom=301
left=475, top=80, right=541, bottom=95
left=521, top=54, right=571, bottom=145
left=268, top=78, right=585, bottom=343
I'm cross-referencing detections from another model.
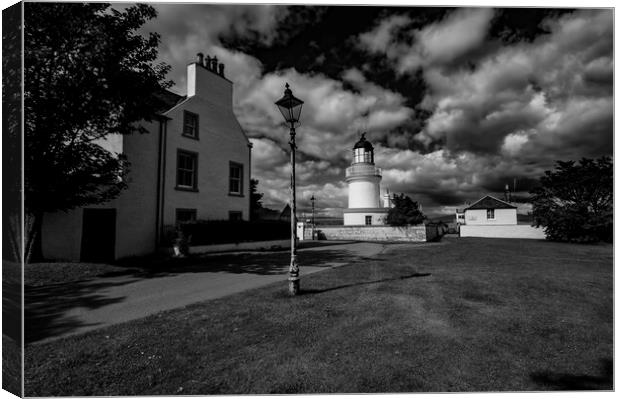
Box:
left=42, top=53, right=252, bottom=261
left=343, top=134, right=390, bottom=225
left=463, top=195, right=517, bottom=225
left=459, top=195, right=545, bottom=239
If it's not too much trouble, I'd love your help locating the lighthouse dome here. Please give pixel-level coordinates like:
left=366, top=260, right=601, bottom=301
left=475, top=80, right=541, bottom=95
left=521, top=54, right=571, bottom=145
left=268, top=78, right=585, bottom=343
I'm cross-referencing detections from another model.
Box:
left=353, top=133, right=374, bottom=151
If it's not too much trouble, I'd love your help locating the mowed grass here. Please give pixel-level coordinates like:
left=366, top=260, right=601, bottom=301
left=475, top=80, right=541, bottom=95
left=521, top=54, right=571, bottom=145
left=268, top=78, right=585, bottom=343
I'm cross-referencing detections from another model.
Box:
left=24, top=238, right=612, bottom=394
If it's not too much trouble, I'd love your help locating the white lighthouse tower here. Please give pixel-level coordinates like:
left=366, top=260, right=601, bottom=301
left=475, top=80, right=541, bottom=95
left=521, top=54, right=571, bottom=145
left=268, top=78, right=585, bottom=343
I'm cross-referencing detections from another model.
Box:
left=343, top=133, right=390, bottom=225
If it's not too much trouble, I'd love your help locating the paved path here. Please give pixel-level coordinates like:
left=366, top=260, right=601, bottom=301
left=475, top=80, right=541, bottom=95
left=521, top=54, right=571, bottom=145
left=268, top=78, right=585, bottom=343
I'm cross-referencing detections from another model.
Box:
left=27, top=241, right=386, bottom=344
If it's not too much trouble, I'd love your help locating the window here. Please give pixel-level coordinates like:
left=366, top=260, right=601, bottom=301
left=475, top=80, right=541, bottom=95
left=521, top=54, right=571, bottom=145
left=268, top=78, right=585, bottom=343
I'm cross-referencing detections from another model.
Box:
left=365, top=215, right=372, bottom=225
left=486, top=209, right=495, bottom=219
left=353, top=148, right=373, bottom=164
left=183, top=111, right=199, bottom=138
left=176, top=209, right=196, bottom=224
left=176, top=150, right=198, bottom=190
left=229, top=211, right=242, bottom=221
left=229, top=162, right=243, bottom=195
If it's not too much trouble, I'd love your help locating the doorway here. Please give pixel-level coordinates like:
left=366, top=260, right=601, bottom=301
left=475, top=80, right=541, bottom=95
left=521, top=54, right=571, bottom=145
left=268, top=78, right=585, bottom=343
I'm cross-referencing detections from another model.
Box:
left=80, top=208, right=116, bottom=262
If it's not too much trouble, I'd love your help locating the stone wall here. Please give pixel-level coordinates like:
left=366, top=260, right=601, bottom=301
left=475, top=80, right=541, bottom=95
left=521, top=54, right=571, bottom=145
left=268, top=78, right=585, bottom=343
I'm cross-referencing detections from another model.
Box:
left=460, top=224, right=546, bottom=239
left=311, top=225, right=430, bottom=242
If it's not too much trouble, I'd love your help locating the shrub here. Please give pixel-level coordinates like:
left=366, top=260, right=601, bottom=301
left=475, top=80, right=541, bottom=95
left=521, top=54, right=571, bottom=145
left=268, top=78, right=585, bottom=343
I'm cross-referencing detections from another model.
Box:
left=176, top=220, right=290, bottom=246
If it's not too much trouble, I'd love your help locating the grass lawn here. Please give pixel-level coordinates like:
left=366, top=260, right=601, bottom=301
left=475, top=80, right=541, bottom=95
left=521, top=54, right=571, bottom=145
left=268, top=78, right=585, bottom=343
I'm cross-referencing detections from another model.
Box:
left=24, top=238, right=612, bottom=394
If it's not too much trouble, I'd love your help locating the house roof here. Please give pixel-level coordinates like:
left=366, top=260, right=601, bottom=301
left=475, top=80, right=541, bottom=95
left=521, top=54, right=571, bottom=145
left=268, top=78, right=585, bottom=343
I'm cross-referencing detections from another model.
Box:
left=464, top=195, right=517, bottom=210
left=155, top=89, right=186, bottom=113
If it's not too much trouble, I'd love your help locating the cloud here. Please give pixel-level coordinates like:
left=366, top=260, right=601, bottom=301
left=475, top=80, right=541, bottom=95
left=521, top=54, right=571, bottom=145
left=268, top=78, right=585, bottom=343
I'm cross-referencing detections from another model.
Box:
left=358, top=8, right=495, bottom=73
left=146, top=5, right=612, bottom=216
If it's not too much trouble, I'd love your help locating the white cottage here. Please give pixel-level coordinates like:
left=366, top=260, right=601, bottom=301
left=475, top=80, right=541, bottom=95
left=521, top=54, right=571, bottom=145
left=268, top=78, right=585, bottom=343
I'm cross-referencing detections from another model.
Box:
left=463, top=195, right=517, bottom=225
left=459, top=195, right=545, bottom=239
left=42, top=53, right=252, bottom=261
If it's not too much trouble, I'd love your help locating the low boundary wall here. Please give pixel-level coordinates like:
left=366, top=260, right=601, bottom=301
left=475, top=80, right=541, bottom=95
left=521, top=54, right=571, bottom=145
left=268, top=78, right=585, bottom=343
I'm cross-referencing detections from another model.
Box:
left=181, top=239, right=290, bottom=255
left=460, top=225, right=546, bottom=239
left=309, top=225, right=432, bottom=242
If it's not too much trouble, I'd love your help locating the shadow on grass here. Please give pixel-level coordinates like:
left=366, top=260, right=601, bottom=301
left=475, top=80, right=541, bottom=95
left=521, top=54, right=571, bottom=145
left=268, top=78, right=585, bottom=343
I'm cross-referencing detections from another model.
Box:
left=25, top=278, right=141, bottom=344
left=26, top=249, right=358, bottom=343
left=530, top=358, right=613, bottom=390
left=300, top=272, right=431, bottom=295
left=114, top=249, right=353, bottom=278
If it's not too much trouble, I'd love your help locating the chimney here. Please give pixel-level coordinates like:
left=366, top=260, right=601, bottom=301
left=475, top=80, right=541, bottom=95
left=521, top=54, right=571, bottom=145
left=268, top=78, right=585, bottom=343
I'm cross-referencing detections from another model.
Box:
left=504, top=184, right=511, bottom=203
left=186, top=53, right=233, bottom=105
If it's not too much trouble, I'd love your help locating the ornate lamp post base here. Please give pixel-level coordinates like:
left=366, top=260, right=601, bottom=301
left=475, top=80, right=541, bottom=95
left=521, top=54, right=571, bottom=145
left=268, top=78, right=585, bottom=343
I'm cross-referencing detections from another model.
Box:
left=288, top=277, right=300, bottom=295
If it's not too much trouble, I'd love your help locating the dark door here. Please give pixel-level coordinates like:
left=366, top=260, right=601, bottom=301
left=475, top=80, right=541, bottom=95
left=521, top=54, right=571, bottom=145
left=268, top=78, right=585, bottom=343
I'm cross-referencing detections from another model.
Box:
left=80, top=208, right=116, bottom=262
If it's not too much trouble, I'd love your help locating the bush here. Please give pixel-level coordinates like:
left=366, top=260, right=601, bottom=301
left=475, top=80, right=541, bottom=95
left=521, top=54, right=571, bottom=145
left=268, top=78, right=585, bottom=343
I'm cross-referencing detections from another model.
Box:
left=387, top=194, right=426, bottom=226
left=531, top=157, right=612, bottom=243
left=175, top=220, right=290, bottom=246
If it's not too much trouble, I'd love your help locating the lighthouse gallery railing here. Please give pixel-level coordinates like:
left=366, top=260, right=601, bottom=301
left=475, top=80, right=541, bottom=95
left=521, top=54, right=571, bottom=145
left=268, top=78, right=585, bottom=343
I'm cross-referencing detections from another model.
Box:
left=345, top=164, right=382, bottom=178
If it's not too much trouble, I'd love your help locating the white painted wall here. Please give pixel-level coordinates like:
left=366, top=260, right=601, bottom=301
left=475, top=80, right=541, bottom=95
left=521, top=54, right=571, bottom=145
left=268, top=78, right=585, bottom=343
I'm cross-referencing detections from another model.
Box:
left=344, top=211, right=388, bottom=225
left=41, top=61, right=251, bottom=261
left=162, top=64, right=250, bottom=226
left=464, top=208, right=517, bottom=225
left=460, top=225, right=546, bottom=239
left=348, top=178, right=381, bottom=208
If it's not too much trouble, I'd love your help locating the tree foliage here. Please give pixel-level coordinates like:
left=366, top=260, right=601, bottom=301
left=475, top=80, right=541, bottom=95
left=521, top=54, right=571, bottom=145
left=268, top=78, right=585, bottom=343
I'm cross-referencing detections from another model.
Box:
left=250, top=178, right=264, bottom=221
left=530, top=157, right=612, bottom=243
left=387, top=194, right=426, bottom=226
left=22, top=2, right=171, bottom=261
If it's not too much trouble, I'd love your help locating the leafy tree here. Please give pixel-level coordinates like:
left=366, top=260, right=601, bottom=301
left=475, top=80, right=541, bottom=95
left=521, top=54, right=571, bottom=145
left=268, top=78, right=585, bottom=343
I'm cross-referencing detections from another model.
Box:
left=250, top=178, right=264, bottom=221
left=530, top=157, right=612, bottom=243
left=3, top=4, right=23, bottom=263
left=387, top=194, right=426, bottom=226
left=22, top=3, right=171, bottom=262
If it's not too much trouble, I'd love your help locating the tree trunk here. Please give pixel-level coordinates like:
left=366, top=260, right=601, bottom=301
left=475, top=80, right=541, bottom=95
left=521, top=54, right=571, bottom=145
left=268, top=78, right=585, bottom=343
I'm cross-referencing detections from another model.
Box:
left=24, top=211, right=43, bottom=264
left=4, top=212, right=22, bottom=263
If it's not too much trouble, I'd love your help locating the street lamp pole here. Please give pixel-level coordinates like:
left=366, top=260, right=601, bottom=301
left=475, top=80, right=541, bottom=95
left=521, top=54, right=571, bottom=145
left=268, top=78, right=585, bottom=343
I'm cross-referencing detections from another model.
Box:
left=288, top=123, right=299, bottom=294
left=311, top=194, right=316, bottom=240
left=275, top=83, right=304, bottom=296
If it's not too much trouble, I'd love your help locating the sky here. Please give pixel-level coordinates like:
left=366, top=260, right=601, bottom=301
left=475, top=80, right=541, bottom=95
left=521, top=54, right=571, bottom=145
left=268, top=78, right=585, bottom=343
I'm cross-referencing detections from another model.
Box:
left=137, top=2, right=613, bottom=218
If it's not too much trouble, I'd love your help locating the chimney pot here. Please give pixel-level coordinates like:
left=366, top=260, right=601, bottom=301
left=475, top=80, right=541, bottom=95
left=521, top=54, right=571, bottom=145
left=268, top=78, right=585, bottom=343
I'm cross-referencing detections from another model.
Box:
left=196, top=53, right=204, bottom=65
left=211, top=56, right=218, bottom=71
left=203, top=55, right=211, bottom=69
left=218, top=63, right=225, bottom=77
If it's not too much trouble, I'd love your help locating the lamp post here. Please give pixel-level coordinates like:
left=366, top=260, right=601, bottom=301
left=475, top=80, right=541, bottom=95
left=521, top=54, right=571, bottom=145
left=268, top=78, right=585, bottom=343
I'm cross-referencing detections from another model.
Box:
left=275, top=83, right=304, bottom=295
left=310, top=194, right=316, bottom=240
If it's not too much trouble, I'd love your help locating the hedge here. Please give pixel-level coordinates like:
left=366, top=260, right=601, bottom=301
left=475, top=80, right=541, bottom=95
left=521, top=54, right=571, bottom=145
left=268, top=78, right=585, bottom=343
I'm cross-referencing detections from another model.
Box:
left=177, top=220, right=290, bottom=246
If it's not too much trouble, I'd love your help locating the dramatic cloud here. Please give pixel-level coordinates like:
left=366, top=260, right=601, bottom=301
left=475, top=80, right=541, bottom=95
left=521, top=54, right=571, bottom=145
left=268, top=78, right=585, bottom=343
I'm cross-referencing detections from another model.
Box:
left=354, top=8, right=612, bottom=214
left=147, top=5, right=613, bottom=217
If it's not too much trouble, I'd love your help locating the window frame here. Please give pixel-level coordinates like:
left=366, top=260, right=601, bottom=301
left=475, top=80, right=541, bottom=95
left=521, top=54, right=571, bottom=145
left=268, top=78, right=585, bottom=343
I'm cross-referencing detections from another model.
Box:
left=228, top=161, right=244, bottom=196
left=182, top=110, right=199, bottom=139
left=486, top=209, right=495, bottom=220
left=176, top=149, right=199, bottom=191
left=365, top=215, right=372, bottom=225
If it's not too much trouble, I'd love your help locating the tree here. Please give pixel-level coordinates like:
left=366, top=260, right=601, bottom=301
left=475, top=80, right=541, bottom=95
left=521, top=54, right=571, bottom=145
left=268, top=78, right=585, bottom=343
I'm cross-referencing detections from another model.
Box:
left=387, top=194, right=426, bottom=226
left=250, top=178, right=264, bottom=221
left=22, top=3, right=171, bottom=262
left=530, top=157, right=612, bottom=243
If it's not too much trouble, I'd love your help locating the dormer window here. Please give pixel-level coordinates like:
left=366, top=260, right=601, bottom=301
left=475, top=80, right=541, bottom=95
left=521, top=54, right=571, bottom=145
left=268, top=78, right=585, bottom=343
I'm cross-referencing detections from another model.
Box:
left=183, top=110, right=199, bottom=139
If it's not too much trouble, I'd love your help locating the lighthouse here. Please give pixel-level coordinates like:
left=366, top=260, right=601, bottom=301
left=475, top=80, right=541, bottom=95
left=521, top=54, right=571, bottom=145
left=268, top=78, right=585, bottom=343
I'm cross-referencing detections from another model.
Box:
left=343, top=134, right=390, bottom=225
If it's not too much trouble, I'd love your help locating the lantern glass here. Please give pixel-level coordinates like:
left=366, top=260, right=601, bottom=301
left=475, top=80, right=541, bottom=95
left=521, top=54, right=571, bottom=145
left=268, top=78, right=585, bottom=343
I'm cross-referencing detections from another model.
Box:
left=275, top=84, right=304, bottom=124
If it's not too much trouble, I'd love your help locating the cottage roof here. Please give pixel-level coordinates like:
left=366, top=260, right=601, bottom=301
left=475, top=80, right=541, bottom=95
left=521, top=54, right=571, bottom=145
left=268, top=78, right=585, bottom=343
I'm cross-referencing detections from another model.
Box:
left=465, top=195, right=517, bottom=210
left=353, top=133, right=374, bottom=151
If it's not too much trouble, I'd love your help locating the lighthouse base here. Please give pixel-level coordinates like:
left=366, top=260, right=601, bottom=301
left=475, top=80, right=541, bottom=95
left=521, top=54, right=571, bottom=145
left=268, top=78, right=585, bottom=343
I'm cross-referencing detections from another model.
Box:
left=343, top=208, right=389, bottom=226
